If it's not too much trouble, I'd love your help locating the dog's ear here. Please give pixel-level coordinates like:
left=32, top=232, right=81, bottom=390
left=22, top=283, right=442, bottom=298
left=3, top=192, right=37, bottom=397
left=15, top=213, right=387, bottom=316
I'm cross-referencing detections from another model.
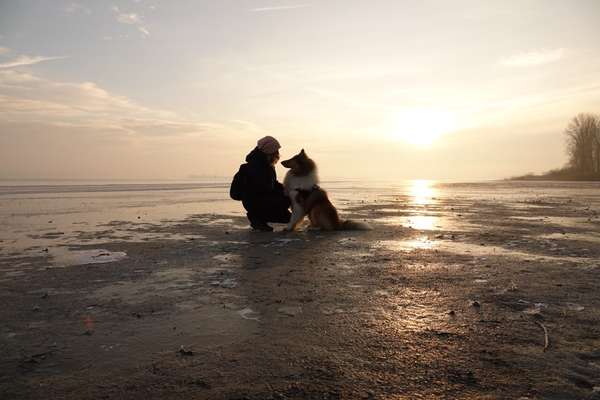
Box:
left=300, top=149, right=305, bottom=155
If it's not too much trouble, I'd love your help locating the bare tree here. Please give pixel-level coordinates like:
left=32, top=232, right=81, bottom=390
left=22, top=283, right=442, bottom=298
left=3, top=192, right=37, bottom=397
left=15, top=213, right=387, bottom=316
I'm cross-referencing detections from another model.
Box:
left=565, top=113, right=600, bottom=174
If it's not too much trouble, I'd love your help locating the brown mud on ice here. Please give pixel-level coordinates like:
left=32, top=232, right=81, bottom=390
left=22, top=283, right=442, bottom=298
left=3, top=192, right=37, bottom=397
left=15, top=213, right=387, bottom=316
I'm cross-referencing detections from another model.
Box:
left=1, top=181, right=600, bottom=399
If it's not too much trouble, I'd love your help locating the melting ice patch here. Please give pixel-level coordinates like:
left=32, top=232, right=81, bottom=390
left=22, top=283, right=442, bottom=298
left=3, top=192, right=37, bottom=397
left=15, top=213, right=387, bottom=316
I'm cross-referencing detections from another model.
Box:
left=49, top=247, right=127, bottom=267
left=264, top=238, right=301, bottom=247
left=238, top=307, right=260, bottom=321
left=212, top=253, right=241, bottom=265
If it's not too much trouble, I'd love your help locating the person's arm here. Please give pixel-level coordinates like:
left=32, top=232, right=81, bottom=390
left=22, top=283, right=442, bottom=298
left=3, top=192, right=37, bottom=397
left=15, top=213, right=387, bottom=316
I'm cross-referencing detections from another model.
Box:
left=245, top=164, right=273, bottom=195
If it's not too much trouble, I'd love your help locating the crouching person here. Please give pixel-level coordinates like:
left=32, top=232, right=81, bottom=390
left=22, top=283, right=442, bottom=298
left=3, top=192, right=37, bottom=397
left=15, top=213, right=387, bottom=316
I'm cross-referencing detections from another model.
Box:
left=230, top=136, right=291, bottom=231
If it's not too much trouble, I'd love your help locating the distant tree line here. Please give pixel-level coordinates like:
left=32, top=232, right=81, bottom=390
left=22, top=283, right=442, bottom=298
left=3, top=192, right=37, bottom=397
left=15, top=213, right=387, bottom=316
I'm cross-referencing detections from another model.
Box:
left=565, top=113, right=600, bottom=175
left=512, top=113, right=600, bottom=180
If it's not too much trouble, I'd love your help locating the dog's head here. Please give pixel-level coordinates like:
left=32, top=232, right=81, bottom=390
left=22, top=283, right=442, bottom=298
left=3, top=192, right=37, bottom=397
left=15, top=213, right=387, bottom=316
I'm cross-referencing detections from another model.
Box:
left=281, top=149, right=315, bottom=175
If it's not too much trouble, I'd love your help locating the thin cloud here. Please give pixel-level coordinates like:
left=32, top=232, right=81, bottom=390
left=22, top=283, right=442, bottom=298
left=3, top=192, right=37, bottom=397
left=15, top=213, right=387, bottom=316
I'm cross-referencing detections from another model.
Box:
left=463, top=82, right=600, bottom=116
left=501, top=48, right=565, bottom=67
left=116, top=12, right=141, bottom=25
left=0, top=70, right=223, bottom=137
left=65, top=2, right=91, bottom=15
left=137, top=26, right=150, bottom=37
left=250, top=4, right=308, bottom=12
left=112, top=6, right=150, bottom=37
left=0, top=46, right=11, bottom=55
left=0, top=55, right=68, bottom=69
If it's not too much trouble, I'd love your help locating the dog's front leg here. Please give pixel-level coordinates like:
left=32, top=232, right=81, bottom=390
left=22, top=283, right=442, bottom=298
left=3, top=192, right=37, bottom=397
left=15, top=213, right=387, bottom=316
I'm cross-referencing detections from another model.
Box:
left=285, top=191, right=305, bottom=231
left=286, top=207, right=305, bottom=231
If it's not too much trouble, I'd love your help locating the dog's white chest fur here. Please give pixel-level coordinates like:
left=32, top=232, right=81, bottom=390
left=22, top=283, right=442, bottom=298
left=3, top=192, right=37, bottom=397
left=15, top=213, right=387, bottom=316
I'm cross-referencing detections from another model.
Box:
left=284, top=171, right=318, bottom=230
left=283, top=170, right=318, bottom=192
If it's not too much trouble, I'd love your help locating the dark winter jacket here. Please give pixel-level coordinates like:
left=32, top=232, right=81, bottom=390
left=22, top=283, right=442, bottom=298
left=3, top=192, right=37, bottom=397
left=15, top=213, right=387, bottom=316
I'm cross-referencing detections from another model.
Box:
left=242, top=148, right=285, bottom=203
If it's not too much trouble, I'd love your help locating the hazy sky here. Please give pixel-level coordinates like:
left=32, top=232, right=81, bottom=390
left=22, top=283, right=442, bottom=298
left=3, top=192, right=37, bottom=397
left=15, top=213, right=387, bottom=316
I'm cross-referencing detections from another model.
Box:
left=1, top=0, right=600, bottom=181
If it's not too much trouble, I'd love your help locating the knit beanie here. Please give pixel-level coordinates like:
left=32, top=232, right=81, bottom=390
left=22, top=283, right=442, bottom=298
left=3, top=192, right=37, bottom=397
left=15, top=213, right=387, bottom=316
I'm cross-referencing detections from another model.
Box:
left=256, top=136, right=281, bottom=154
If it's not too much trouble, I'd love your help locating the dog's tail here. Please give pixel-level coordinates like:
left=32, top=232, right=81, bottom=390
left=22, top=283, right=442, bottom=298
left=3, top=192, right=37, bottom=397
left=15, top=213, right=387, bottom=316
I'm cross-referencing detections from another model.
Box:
left=338, top=219, right=372, bottom=231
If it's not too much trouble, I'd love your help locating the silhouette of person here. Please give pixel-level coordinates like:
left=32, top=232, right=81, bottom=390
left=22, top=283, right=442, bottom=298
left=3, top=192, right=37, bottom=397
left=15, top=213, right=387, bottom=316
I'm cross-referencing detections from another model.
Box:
left=238, top=136, right=291, bottom=231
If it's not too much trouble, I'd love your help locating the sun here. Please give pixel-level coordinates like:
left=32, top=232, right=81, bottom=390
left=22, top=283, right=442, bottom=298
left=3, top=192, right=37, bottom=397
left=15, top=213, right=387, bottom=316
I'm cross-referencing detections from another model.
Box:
left=388, top=108, right=458, bottom=146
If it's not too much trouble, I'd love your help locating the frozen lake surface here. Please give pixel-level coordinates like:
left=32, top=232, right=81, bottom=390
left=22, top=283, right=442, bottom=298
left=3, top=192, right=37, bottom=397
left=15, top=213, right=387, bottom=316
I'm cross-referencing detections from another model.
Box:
left=1, top=179, right=600, bottom=262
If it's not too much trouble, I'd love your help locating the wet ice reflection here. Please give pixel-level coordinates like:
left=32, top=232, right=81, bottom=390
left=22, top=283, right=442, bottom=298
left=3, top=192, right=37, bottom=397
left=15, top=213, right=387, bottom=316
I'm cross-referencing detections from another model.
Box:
left=376, top=237, right=436, bottom=251
left=406, top=216, right=438, bottom=230
left=377, top=215, right=442, bottom=230
left=374, top=180, right=442, bottom=232
left=378, top=288, right=450, bottom=333
left=375, top=237, right=592, bottom=263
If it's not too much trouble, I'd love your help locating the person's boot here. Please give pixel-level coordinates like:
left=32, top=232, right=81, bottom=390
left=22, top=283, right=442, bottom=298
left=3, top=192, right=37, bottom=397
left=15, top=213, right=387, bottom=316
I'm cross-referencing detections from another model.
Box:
left=247, top=214, right=273, bottom=232
left=251, top=221, right=273, bottom=232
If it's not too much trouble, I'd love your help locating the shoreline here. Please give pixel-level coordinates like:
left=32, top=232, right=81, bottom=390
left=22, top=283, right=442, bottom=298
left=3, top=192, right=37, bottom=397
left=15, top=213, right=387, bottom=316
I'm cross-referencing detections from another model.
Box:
left=511, top=176, right=600, bottom=182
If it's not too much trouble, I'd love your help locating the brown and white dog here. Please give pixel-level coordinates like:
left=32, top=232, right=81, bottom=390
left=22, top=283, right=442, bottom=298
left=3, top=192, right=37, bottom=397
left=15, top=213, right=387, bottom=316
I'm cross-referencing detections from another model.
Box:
left=281, top=149, right=371, bottom=231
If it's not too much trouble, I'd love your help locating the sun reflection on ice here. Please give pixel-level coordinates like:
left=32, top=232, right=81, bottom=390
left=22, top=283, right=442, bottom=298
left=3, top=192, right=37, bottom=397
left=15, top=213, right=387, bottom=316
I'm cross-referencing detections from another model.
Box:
left=405, top=215, right=438, bottom=230
left=406, top=180, right=440, bottom=234
left=377, top=236, right=436, bottom=251
left=409, top=179, right=436, bottom=206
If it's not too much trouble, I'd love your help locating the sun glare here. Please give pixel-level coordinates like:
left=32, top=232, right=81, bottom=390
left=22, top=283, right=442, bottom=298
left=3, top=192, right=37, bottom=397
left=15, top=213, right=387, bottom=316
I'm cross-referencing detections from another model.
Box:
left=389, top=109, right=457, bottom=146
left=410, top=179, right=436, bottom=206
